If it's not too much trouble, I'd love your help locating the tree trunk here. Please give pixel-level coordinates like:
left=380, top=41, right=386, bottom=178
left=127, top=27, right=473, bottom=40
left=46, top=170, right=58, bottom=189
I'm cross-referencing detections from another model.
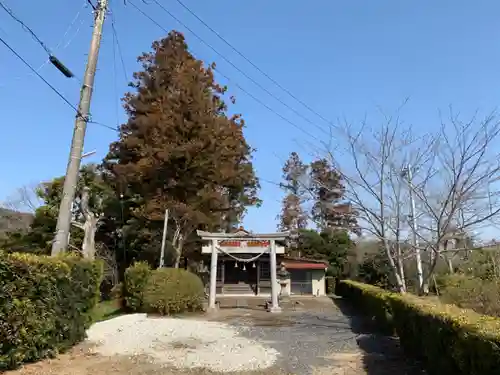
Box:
left=82, top=216, right=98, bottom=259
left=447, top=257, right=454, bottom=273
left=383, top=239, right=406, bottom=293
left=171, top=226, right=184, bottom=269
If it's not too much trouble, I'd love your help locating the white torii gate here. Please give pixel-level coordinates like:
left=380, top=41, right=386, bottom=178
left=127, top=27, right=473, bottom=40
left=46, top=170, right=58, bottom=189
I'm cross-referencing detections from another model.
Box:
left=197, top=229, right=290, bottom=313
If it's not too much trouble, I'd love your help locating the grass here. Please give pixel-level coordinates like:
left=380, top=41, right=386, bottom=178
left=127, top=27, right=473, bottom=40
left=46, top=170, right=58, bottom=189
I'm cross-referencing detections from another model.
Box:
left=91, top=299, right=124, bottom=323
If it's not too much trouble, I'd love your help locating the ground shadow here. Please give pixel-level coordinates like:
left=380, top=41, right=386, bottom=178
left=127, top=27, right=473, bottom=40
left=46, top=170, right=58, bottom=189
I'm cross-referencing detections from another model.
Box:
left=332, top=296, right=426, bottom=375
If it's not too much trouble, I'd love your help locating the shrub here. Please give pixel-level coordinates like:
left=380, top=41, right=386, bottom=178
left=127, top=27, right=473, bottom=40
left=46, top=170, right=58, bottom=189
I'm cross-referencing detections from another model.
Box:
left=0, top=251, right=102, bottom=370
left=123, top=261, right=152, bottom=312
left=337, top=279, right=500, bottom=375
left=143, top=268, right=204, bottom=315
left=325, top=276, right=335, bottom=295
left=437, top=273, right=500, bottom=317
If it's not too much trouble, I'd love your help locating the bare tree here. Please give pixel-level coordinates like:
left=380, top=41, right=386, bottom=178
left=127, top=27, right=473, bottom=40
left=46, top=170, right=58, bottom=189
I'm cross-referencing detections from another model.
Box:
left=1, top=183, right=42, bottom=213
left=407, top=110, right=500, bottom=289
left=311, top=108, right=500, bottom=294
left=323, top=114, right=431, bottom=292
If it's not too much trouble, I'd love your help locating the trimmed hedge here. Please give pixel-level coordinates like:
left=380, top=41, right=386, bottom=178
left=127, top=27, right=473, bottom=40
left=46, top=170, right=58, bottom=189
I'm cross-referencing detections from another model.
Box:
left=143, top=268, right=204, bottom=315
left=122, top=263, right=204, bottom=315
left=0, top=251, right=102, bottom=370
left=123, top=261, right=152, bottom=312
left=336, top=280, right=500, bottom=375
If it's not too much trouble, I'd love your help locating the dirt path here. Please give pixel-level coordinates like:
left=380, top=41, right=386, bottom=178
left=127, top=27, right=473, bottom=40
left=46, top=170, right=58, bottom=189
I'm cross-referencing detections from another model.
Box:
left=7, top=297, right=424, bottom=375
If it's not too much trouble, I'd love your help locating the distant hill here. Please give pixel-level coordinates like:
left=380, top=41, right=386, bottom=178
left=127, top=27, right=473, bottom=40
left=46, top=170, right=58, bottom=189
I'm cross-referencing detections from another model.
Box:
left=0, top=208, right=33, bottom=237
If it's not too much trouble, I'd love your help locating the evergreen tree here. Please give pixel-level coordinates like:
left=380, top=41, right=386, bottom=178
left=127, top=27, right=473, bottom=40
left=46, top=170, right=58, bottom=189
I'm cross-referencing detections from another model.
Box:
left=104, top=31, right=259, bottom=267
left=309, top=158, right=358, bottom=234
left=277, top=152, right=309, bottom=253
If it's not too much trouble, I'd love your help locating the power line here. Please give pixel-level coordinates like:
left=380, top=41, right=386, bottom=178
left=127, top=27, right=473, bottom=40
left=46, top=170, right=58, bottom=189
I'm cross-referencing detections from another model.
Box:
left=109, top=8, right=128, bottom=130
left=214, top=67, right=322, bottom=142
left=0, top=35, right=116, bottom=132
left=90, top=120, right=119, bottom=132
left=144, top=0, right=330, bottom=137
left=127, top=1, right=322, bottom=143
left=0, top=36, right=80, bottom=114
left=171, top=0, right=336, bottom=129
left=0, top=0, right=51, bottom=54
left=0, top=2, right=86, bottom=87
left=0, top=0, right=74, bottom=78
left=110, top=10, right=128, bottom=82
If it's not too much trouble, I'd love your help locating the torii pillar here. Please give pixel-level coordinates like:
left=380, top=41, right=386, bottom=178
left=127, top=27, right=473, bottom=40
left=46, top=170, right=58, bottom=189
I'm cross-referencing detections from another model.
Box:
left=197, top=229, right=290, bottom=313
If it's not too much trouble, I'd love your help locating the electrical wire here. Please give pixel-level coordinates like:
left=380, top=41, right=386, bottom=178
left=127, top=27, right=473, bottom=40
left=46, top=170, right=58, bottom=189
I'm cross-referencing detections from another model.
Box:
left=171, top=0, right=337, bottom=129
left=110, top=10, right=128, bottom=83
left=111, top=17, right=120, bottom=130
left=0, top=36, right=80, bottom=114
left=108, top=7, right=129, bottom=132
left=127, top=1, right=322, bottom=143
left=142, top=0, right=330, bottom=137
left=0, top=35, right=116, bottom=131
left=0, top=0, right=51, bottom=54
left=35, top=3, right=86, bottom=74
left=0, top=1, right=87, bottom=86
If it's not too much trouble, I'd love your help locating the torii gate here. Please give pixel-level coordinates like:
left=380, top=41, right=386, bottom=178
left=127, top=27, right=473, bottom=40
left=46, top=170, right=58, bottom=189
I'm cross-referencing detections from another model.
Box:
left=197, top=229, right=290, bottom=313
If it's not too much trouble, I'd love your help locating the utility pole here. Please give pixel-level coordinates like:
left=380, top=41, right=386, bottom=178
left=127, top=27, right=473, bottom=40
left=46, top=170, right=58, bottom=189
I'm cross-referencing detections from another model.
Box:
left=51, top=0, right=108, bottom=256
left=402, top=164, right=424, bottom=291
left=159, top=209, right=169, bottom=268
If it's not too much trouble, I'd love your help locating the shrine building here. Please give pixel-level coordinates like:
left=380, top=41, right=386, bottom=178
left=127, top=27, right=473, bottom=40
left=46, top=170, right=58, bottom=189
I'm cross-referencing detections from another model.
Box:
left=197, top=227, right=328, bottom=312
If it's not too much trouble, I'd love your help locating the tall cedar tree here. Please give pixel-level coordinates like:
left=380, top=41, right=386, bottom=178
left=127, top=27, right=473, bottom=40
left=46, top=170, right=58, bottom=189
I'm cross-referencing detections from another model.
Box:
left=278, top=152, right=308, bottom=251
left=104, top=31, right=259, bottom=267
left=310, top=158, right=358, bottom=234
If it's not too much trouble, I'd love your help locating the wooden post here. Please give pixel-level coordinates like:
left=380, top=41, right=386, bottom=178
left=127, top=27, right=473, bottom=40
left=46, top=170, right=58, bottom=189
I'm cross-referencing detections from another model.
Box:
left=208, top=239, right=218, bottom=310
left=256, top=260, right=260, bottom=295
left=269, top=239, right=281, bottom=313
left=221, top=259, right=225, bottom=295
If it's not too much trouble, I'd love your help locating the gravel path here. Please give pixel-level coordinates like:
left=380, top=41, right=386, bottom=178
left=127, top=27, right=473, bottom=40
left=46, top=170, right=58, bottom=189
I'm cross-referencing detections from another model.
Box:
left=86, top=313, right=279, bottom=372
left=9, top=297, right=423, bottom=375
left=84, top=298, right=424, bottom=375
left=208, top=308, right=362, bottom=374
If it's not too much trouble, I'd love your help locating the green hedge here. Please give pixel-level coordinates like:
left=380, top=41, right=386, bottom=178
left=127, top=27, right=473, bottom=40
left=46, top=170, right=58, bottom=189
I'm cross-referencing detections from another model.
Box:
left=123, top=261, right=152, bottom=312
left=143, top=268, right=204, bottom=315
left=0, top=251, right=102, bottom=370
left=336, top=280, right=500, bottom=375
left=122, top=263, right=204, bottom=315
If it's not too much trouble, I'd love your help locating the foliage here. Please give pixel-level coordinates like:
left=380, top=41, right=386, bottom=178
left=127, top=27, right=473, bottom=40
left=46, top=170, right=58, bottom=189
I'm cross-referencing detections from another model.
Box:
left=0, top=251, right=102, bottom=370
left=278, top=152, right=308, bottom=234
left=143, top=268, right=204, bottom=315
left=0, top=208, right=32, bottom=240
left=104, top=31, right=259, bottom=268
left=123, top=261, right=152, bottom=312
left=2, top=164, right=117, bottom=255
left=325, top=276, right=335, bottom=294
left=337, top=279, right=500, bottom=375
left=309, top=158, right=358, bottom=234
left=356, top=247, right=394, bottom=289
left=298, top=228, right=353, bottom=277
left=437, top=273, right=500, bottom=317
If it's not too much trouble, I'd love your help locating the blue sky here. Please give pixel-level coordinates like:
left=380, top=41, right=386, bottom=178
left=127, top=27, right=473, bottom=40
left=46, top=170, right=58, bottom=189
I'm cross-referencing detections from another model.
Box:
left=1, top=0, right=500, bottom=235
